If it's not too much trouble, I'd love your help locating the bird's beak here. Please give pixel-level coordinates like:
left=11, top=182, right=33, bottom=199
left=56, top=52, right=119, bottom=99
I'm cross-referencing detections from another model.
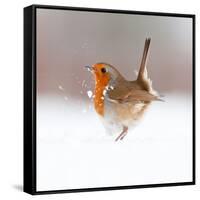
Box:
left=85, top=65, right=94, bottom=72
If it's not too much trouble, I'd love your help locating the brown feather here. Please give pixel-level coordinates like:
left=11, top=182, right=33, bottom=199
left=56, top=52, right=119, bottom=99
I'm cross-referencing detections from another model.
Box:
left=137, top=38, right=151, bottom=82
left=107, top=37, right=161, bottom=104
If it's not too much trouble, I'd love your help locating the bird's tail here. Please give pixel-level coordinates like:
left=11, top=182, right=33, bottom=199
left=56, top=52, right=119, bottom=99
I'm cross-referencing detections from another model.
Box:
left=137, top=38, right=151, bottom=82
left=136, top=38, right=163, bottom=100
left=136, top=38, right=160, bottom=97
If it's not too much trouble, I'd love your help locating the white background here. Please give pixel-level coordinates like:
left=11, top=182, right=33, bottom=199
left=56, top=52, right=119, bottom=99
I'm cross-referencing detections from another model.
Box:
left=0, top=0, right=199, bottom=199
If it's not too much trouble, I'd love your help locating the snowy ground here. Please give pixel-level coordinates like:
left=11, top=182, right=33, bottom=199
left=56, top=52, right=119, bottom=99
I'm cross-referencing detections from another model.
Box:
left=36, top=94, right=193, bottom=191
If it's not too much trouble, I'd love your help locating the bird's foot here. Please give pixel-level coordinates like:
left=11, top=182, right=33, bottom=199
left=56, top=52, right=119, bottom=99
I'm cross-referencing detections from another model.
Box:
left=115, top=126, right=128, bottom=142
left=120, top=132, right=127, bottom=140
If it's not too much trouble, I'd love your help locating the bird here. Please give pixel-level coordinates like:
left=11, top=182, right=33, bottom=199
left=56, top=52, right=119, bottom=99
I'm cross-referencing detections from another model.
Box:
left=85, top=38, right=162, bottom=141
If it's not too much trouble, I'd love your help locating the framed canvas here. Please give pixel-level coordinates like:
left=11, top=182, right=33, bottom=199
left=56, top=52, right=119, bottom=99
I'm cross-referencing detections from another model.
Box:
left=23, top=4, right=195, bottom=195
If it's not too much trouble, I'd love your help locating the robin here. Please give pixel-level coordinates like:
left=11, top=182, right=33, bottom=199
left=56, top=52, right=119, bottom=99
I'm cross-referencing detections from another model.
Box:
left=85, top=38, right=162, bottom=141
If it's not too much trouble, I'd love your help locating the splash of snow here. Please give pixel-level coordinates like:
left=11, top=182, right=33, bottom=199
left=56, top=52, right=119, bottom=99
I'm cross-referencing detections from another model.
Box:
left=58, top=85, right=64, bottom=91
left=105, top=86, right=109, bottom=90
left=103, top=89, right=107, bottom=96
left=87, top=90, right=93, bottom=98
left=81, top=80, right=86, bottom=87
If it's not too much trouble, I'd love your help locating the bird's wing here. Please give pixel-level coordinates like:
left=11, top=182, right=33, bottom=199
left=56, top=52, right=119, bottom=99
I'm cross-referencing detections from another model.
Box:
left=108, top=86, right=160, bottom=103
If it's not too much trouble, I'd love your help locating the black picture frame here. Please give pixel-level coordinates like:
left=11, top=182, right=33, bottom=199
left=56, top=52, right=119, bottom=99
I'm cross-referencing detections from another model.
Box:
left=24, top=4, right=196, bottom=195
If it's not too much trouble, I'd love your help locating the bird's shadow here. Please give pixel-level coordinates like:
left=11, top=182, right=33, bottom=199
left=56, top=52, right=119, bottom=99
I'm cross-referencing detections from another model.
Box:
left=12, top=184, right=23, bottom=192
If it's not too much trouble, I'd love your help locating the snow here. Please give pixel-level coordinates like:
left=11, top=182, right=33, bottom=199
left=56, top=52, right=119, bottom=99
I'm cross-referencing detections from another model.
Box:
left=87, top=90, right=93, bottom=98
left=58, top=85, right=64, bottom=91
left=110, top=85, right=114, bottom=90
left=36, top=94, right=193, bottom=191
left=103, top=89, right=107, bottom=96
left=81, top=80, right=86, bottom=87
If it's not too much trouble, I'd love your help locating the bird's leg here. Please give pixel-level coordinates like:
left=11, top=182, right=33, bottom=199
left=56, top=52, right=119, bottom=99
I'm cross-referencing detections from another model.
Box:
left=120, top=131, right=128, bottom=140
left=115, top=126, right=128, bottom=142
left=120, top=126, right=128, bottom=140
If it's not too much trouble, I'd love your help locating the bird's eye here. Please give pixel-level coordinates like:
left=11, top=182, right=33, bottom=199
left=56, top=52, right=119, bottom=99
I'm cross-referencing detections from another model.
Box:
left=101, top=67, right=107, bottom=73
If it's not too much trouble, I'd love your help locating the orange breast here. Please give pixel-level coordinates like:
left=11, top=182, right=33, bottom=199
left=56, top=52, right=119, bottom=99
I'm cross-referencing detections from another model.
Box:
left=94, top=75, right=109, bottom=116
left=94, top=86, right=104, bottom=116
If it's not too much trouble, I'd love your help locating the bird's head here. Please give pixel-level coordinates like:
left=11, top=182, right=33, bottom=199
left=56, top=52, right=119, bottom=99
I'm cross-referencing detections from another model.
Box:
left=85, top=63, right=122, bottom=86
